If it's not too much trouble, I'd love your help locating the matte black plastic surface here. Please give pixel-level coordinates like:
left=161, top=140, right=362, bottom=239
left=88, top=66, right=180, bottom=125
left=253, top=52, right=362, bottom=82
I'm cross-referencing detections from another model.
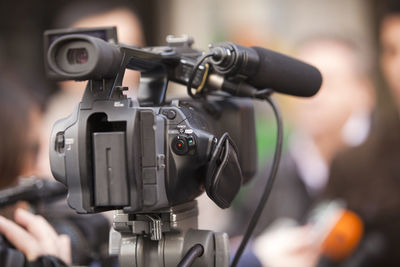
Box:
left=248, top=46, right=322, bottom=97
left=206, top=133, right=242, bottom=208
left=184, top=98, right=257, bottom=183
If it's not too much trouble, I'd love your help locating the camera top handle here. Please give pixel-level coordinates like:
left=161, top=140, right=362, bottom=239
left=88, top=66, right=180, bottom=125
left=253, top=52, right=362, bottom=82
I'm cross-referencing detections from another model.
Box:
left=45, top=28, right=205, bottom=106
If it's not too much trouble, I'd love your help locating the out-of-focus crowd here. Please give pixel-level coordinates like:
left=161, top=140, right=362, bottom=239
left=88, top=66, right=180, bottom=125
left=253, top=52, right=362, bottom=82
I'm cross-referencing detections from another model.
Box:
left=1, top=0, right=400, bottom=266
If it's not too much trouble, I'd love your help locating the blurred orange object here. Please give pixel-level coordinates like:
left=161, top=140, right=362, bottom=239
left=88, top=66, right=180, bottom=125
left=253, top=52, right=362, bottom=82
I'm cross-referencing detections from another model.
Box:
left=322, top=210, right=364, bottom=261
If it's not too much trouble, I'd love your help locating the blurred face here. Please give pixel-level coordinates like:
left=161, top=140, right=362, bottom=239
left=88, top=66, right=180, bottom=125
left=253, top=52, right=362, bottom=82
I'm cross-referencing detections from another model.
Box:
left=381, top=15, right=400, bottom=107
left=292, top=41, right=373, bottom=138
left=20, top=107, right=42, bottom=177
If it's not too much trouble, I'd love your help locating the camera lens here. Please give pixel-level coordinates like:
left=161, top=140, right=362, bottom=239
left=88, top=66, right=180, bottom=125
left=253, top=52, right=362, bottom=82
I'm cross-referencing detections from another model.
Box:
left=67, top=48, right=89, bottom=64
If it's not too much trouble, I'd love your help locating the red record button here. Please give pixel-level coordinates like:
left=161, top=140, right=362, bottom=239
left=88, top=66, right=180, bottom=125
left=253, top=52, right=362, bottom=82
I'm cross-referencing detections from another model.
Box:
left=172, top=136, right=188, bottom=155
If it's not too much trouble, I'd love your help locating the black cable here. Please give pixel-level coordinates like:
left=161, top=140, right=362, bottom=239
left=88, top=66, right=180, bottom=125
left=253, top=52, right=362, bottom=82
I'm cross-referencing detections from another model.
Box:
left=187, top=52, right=215, bottom=98
left=231, top=96, right=283, bottom=267
left=177, top=244, right=204, bottom=267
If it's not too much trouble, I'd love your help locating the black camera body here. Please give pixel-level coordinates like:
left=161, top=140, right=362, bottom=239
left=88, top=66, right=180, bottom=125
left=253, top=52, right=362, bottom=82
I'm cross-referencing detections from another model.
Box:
left=44, top=26, right=322, bottom=267
left=46, top=27, right=257, bottom=214
left=50, top=93, right=257, bottom=214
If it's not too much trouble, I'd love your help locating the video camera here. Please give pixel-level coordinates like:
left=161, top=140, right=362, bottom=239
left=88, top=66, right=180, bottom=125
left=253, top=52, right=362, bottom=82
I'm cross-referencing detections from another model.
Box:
left=44, top=27, right=322, bottom=267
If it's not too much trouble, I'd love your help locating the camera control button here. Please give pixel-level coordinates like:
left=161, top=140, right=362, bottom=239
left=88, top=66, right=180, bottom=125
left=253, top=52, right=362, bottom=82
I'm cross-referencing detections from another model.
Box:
left=161, top=109, right=177, bottom=120
left=167, top=110, right=176, bottom=120
left=176, top=140, right=185, bottom=150
left=187, top=136, right=196, bottom=149
left=172, top=136, right=188, bottom=155
left=55, top=133, right=65, bottom=153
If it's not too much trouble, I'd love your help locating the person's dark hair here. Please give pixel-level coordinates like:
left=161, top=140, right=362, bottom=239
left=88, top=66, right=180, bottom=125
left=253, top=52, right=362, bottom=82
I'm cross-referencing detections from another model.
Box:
left=371, top=0, right=400, bottom=133
left=379, top=0, right=400, bottom=22
left=0, top=77, right=38, bottom=188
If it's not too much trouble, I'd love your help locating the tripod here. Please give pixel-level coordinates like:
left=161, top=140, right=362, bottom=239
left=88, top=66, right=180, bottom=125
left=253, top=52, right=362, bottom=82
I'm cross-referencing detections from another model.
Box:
left=109, top=201, right=230, bottom=267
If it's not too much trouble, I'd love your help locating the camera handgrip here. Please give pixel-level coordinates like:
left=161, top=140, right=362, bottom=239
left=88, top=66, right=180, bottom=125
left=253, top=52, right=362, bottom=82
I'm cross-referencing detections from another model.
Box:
left=205, top=133, right=243, bottom=209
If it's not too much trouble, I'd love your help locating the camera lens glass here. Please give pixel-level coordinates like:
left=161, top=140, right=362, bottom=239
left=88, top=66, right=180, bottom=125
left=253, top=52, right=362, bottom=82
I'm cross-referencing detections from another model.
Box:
left=67, top=48, right=89, bottom=64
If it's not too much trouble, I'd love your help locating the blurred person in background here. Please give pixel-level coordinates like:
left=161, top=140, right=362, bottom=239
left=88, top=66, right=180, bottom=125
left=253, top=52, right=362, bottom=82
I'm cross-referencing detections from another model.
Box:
left=232, top=36, right=375, bottom=267
left=0, top=77, right=71, bottom=266
left=37, top=1, right=144, bottom=178
left=318, top=0, right=400, bottom=266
